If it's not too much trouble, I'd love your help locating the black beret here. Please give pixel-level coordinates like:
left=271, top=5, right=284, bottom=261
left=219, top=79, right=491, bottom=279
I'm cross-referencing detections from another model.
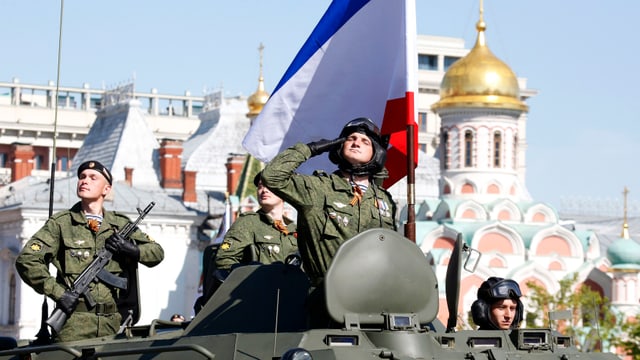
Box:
left=77, top=160, right=113, bottom=185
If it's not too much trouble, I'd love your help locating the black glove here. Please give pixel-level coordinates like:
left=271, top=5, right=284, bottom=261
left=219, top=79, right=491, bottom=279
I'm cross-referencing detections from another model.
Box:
left=106, top=233, right=140, bottom=261
left=58, top=290, right=79, bottom=315
left=307, top=137, right=345, bottom=157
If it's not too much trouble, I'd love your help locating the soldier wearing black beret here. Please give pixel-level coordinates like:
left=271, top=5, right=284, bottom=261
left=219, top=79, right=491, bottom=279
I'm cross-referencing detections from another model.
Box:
left=16, top=160, right=164, bottom=342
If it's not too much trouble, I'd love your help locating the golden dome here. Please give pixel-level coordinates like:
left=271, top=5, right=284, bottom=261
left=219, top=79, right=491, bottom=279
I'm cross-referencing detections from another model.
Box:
left=247, top=75, right=269, bottom=117
left=247, top=43, right=270, bottom=117
left=432, top=15, right=528, bottom=112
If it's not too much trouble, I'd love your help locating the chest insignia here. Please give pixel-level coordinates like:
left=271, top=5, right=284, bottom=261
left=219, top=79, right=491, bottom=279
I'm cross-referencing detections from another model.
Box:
left=333, top=202, right=348, bottom=208
left=335, top=215, right=349, bottom=227
left=376, top=198, right=388, bottom=210
left=263, top=235, right=273, bottom=240
left=74, top=240, right=86, bottom=246
left=266, top=244, right=281, bottom=255
left=376, top=198, right=391, bottom=217
left=220, top=242, right=231, bottom=251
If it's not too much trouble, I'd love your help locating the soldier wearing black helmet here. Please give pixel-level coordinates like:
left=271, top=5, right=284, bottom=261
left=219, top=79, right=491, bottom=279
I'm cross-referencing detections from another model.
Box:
left=262, top=117, right=397, bottom=288
left=471, top=277, right=524, bottom=330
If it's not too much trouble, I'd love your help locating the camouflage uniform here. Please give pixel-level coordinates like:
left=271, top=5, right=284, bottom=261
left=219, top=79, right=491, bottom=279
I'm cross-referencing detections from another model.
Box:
left=15, top=202, right=164, bottom=342
left=215, top=210, right=298, bottom=270
left=262, top=142, right=397, bottom=286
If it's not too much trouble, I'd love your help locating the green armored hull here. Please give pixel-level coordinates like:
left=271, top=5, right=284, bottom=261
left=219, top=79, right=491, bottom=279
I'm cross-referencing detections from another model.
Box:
left=0, top=229, right=620, bottom=360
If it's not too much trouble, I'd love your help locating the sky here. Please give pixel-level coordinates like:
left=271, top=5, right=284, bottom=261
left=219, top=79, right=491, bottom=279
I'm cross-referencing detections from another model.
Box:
left=3, top=1, right=639, bottom=214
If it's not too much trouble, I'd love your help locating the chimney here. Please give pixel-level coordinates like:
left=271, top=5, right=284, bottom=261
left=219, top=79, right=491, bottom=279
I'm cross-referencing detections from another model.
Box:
left=159, top=139, right=183, bottom=189
left=182, top=170, right=197, bottom=202
left=226, top=154, right=246, bottom=195
left=10, top=143, right=35, bottom=182
left=124, top=167, right=134, bottom=187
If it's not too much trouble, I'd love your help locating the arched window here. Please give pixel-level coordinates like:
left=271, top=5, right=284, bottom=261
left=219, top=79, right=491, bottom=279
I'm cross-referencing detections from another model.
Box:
left=441, top=130, right=449, bottom=170
left=464, top=130, right=473, bottom=167
left=493, top=132, right=502, bottom=167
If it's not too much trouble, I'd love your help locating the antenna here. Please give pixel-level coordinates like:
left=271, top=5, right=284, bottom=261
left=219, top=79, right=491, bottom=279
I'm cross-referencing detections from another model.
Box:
left=34, top=0, right=65, bottom=345
left=272, top=288, right=280, bottom=359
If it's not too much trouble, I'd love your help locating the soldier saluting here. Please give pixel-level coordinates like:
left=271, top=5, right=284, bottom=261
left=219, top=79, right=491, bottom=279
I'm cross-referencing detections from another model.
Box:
left=262, top=118, right=397, bottom=287
left=262, top=118, right=397, bottom=327
left=15, top=160, right=164, bottom=342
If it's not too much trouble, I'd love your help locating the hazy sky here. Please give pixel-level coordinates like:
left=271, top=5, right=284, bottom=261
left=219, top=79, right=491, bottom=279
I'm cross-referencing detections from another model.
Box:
left=3, top=1, right=639, bottom=212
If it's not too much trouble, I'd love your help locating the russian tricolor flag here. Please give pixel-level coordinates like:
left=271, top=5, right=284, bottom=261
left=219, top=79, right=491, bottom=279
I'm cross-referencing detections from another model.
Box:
left=242, top=0, right=418, bottom=188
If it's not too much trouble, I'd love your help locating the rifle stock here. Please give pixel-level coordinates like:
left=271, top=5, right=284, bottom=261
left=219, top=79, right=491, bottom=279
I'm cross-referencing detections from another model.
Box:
left=46, top=202, right=156, bottom=335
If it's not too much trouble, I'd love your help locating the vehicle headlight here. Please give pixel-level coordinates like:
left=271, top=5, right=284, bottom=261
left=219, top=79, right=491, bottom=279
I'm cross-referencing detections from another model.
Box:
left=281, top=348, right=313, bottom=360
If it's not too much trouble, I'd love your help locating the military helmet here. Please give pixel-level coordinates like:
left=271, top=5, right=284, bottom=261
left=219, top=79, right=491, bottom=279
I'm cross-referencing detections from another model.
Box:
left=328, top=117, right=389, bottom=176
left=471, top=277, right=524, bottom=330
left=253, top=170, right=263, bottom=187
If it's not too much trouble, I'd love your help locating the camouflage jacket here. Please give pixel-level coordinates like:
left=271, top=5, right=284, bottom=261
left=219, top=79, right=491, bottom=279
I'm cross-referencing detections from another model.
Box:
left=262, top=142, right=397, bottom=286
left=15, top=202, right=164, bottom=305
left=215, top=210, right=298, bottom=270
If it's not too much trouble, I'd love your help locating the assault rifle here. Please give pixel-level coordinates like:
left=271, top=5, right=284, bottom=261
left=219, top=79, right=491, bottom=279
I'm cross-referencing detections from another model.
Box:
left=46, top=202, right=156, bottom=335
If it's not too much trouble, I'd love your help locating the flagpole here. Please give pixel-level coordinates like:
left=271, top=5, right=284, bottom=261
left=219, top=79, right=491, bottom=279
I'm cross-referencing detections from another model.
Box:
left=404, top=91, right=416, bottom=243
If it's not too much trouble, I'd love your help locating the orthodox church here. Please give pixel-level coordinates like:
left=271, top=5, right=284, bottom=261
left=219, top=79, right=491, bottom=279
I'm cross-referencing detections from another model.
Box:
left=408, top=9, right=640, bottom=332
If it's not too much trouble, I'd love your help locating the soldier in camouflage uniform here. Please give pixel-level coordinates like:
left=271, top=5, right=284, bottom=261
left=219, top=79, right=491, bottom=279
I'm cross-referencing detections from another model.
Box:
left=15, top=160, right=164, bottom=342
left=262, top=118, right=396, bottom=288
left=215, top=172, right=298, bottom=271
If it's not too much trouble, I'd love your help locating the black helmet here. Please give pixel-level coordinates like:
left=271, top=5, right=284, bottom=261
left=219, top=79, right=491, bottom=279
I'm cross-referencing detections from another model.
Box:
left=253, top=170, right=263, bottom=187
left=328, top=117, right=389, bottom=176
left=471, top=277, right=524, bottom=330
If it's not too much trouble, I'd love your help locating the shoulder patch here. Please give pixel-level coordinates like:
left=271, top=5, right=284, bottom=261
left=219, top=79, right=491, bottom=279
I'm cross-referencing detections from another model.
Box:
left=29, top=241, right=43, bottom=252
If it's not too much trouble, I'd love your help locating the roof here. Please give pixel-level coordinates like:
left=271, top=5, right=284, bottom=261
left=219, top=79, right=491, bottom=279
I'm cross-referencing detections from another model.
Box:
left=71, top=99, right=161, bottom=189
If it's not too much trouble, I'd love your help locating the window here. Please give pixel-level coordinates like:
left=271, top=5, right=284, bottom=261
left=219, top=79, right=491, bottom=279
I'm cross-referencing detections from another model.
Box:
left=58, top=156, right=69, bottom=171
left=442, top=131, right=449, bottom=170
left=418, top=54, right=438, bottom=70
left=418, top=112, right=427, bottom=132
left=493, top=132, right=502, bottom=167
left=90, top=97, right=102, bottom=109
left=34, top=155, right=44, bottom=170
left=464, top=130, right=474, bottom=167
left=0, top=153, right=6, bottom=168
left=444, top=56, right=460, bottom=70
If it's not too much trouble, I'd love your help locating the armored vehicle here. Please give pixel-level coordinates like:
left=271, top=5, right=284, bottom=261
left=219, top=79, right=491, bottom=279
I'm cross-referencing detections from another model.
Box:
left=0, top=228, right=620, bottom=359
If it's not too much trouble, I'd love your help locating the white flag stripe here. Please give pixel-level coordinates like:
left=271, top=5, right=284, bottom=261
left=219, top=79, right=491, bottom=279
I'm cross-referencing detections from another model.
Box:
left=243, top=0, right=416, bottom=180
